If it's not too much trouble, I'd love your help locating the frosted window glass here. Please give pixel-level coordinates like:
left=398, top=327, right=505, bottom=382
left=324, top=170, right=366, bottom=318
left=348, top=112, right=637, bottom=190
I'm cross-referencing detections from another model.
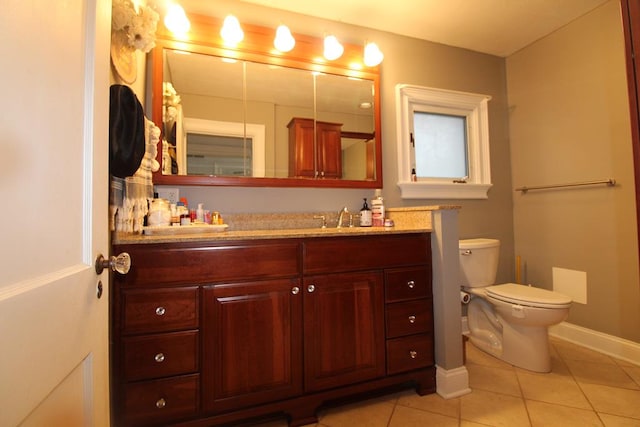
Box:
left=414, top=112, right=467, bottom=179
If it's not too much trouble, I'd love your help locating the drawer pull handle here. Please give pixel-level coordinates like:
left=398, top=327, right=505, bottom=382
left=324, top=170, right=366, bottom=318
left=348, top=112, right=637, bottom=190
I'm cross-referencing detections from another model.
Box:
left=409, top=350, right=418, bottom=359
left=156, top=398, right=166, bottom=409
left=408, top=315, right=416, bottom=324
left=407, top=280, right=415, bottom=289
left=154, top=353, right=165, bottom=363
left=155, top=307, right=166, bottom=316
left=307, top=284, right=316, bottom=293
left=291, top=286, right=300, bottom=295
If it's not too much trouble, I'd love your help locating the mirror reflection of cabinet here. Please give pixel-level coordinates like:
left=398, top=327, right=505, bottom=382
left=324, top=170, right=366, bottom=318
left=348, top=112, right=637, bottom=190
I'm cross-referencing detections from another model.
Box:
left=150, top=12, right=382, bottom=188
left=288, top=118, right=342, bottom=178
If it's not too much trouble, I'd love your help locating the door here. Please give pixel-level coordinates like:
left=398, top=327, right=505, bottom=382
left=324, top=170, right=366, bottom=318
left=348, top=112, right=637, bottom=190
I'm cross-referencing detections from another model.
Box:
left=0, top=0, right=111, bottom=426
left=303, top=271, right=385, bottom=392
left=288, top=118, right=316, bottom=177
left=316, top=122, right=343, bottom=178
left=622, top=0, right=640, bottom=260
left=202, top=279, right=303, bottom=413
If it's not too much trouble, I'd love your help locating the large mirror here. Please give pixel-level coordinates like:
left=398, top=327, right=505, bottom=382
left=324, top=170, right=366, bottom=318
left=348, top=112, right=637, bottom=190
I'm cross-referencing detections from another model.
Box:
left=151, top=13, right=382, bottom=188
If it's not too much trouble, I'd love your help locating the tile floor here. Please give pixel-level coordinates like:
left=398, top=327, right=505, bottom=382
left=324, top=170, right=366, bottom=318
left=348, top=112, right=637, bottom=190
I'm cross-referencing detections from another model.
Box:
left=255, top=337, right=640, bottom=427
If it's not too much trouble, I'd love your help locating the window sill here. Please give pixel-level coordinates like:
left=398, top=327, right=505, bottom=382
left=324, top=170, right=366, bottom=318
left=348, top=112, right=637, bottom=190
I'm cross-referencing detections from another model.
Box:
left=397, top=181, right=493, bottom=199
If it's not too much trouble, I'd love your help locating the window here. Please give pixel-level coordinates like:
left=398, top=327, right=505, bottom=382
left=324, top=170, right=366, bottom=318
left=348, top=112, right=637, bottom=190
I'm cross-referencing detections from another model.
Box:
left=186, top=134, right=254, bottom=176
left=396, top=84, right=492, bottom=199
left=182, top=118, right=265, bottom=177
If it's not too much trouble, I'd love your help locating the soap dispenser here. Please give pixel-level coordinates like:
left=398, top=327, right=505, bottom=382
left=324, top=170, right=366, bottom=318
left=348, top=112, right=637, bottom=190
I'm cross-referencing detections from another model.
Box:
left=360, top=198, right=372, bottom=227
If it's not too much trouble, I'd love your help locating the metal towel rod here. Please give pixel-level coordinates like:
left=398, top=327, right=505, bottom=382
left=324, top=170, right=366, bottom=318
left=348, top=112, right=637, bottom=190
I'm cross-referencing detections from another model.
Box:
left=515, top=178, right=616, bottom=193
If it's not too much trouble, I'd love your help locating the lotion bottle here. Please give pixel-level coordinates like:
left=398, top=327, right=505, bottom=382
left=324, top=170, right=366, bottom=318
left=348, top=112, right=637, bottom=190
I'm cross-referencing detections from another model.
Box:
left=371, top=189, right=385, bottom=227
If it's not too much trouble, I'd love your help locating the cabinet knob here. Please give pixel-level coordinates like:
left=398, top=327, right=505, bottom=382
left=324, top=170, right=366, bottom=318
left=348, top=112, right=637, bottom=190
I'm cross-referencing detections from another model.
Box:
left=154, top=353, right=165, bottom=363
left=409, top=350, right=418, bottom=359
left=156, top=398, right=166, bottom=409
left=408, top=315, right=416, bottom=324
left=155, top=306, right=166, bottom=316
left=291, top=286, right=300, bottom=295
left=307, top=284, right=316, bottom=293
left=407, top=280, right=415, bottom=289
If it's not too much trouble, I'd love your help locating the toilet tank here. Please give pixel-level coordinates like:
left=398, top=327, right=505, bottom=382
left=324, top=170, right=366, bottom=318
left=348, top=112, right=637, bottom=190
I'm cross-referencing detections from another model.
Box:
left=459, top=238, right=500, bottom=287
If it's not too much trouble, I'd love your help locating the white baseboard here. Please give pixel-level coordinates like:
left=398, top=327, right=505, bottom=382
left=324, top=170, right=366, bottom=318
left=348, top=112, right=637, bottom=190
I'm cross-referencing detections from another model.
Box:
left=435, top=365, right=471, bottom=399
left=550, top=322, right=640, bottom=366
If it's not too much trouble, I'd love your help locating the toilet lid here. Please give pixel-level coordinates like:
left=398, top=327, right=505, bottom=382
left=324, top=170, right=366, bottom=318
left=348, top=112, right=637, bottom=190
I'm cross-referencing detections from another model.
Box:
left=486, top=283, right=572, bottom=309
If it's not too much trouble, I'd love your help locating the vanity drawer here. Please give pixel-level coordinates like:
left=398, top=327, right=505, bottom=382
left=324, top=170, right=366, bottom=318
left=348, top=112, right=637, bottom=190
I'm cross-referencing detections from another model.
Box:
left=385, top=267, right=430, bottom=302
left=385, top=299, right=432, bottom=338
left=123, top=374, right=199, bottom=426
left=386, top=334, right=434, bottom=375
left=303, top=233, right=430, bottom=274
left=123, top=331, right=198, bottom=381
left=122, top=287, right=199, bottom=335
left=114, top=241, right=301, bottom=286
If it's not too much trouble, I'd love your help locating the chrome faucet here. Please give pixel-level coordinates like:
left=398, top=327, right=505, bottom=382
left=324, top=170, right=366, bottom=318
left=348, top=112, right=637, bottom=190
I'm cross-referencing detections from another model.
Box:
left=337, top=207, right=349, bottom=228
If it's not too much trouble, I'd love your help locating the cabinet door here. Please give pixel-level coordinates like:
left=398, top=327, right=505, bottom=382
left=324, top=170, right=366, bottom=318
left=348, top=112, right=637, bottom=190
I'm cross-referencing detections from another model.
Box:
left=303, top=271, right=385, bottom=392
left=202, top=279, right=303, bottom=413
left=317, top=122, right=342, bottom=178
left=288, top=118, right=316, bottom=177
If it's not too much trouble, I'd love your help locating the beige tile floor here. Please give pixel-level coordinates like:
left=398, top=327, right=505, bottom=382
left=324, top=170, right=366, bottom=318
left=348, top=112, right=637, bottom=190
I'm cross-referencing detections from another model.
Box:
left=254, top=337, right=640, bottom=427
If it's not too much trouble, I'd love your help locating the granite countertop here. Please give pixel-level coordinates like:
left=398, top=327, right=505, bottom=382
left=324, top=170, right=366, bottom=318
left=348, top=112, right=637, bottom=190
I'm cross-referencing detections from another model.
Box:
left=113, top=224, right=430, bottom=245
left=112, top=205, right=458, bottom=245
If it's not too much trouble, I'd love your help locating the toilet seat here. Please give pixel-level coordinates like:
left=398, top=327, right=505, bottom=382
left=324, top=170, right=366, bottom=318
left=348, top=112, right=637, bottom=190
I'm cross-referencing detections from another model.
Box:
left=486, top=283, right=572, bottom=309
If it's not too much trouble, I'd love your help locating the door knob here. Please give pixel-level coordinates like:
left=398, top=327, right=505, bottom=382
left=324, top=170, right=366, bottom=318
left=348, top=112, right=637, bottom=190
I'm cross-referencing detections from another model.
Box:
left=95, top=252, right=131, bottom=275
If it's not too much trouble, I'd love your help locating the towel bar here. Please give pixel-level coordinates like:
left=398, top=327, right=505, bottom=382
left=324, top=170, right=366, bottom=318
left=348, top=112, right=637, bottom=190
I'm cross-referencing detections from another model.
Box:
left=515, top=178, right=616, bottom=193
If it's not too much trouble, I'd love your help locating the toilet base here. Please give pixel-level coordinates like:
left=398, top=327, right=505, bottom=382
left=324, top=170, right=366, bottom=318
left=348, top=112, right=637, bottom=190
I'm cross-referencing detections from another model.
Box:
left=468, top=316, right=551, bottom=372
left=500, top=319, right=551, bottom=372
left=466, top=297, right=554, bottom=372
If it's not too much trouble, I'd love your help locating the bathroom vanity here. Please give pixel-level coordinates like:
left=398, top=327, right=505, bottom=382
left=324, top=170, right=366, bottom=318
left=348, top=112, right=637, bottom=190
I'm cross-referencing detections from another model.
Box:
left=111, top=231, right=435, bottom=426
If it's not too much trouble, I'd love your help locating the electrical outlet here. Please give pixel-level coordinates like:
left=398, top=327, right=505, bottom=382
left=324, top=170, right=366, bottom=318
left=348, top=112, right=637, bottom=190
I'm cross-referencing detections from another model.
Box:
left=156, top=187, right=179, bottom=204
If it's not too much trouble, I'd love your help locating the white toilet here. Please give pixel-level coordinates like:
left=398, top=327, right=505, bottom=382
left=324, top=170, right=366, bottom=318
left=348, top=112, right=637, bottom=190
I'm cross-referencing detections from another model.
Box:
left=459, top=238, right=572, bottom=372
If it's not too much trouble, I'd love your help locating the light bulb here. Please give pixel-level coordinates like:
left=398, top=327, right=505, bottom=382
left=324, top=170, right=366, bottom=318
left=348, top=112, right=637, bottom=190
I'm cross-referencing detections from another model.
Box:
left=364, top=42, right=384, bottom=67
left=274, top=25, right=295, bottom=52
left=324, top=35, right=344, bottom=61
left=221, top=15, right=244, bottom=45
left=164, top=3, right=190, bottom=35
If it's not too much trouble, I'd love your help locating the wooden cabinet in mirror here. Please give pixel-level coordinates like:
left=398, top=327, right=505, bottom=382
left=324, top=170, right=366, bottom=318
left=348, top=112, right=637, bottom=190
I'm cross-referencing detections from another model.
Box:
left=150, top=12, right=382, bottom=188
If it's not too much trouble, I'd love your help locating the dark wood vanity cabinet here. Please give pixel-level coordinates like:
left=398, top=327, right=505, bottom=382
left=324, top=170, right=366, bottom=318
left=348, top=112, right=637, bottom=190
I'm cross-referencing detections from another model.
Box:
left=112, top=233, right=435, bottom=426
left=288, top=117, right=343, bottom=178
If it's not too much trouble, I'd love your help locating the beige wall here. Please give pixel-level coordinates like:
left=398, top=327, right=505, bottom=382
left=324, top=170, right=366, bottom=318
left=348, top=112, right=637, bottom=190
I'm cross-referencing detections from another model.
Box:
left=507, top=0, right=640, bottom=342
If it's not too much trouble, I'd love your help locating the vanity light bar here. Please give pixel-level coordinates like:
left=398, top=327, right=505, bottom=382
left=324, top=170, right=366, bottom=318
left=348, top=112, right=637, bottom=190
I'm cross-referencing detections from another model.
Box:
left=161, top=7, right=382, bottom=68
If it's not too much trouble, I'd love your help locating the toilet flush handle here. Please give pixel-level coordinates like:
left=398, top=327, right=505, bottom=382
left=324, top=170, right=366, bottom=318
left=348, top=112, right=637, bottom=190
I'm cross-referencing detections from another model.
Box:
left=461, top=250, right=472, bottom=256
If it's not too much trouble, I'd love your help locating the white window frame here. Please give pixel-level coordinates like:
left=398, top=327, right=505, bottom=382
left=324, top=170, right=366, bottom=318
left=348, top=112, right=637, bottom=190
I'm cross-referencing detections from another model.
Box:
left=182, top=118, right=266, bottom=177
left=396, top=84, right=492, bottom=199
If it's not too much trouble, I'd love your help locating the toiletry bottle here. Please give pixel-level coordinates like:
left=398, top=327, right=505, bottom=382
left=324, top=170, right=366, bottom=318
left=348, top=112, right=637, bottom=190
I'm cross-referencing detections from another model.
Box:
left=360, top=198, right=372, bottom=227
left=411, top=168, right=417, bottom=182
left=371, top=189, right=385, bottom=227
left=196, top=203, right=204, bottom=223
left=178, top=200, right=190, bottom=225
left=170, top=203, right=180, bottom=226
